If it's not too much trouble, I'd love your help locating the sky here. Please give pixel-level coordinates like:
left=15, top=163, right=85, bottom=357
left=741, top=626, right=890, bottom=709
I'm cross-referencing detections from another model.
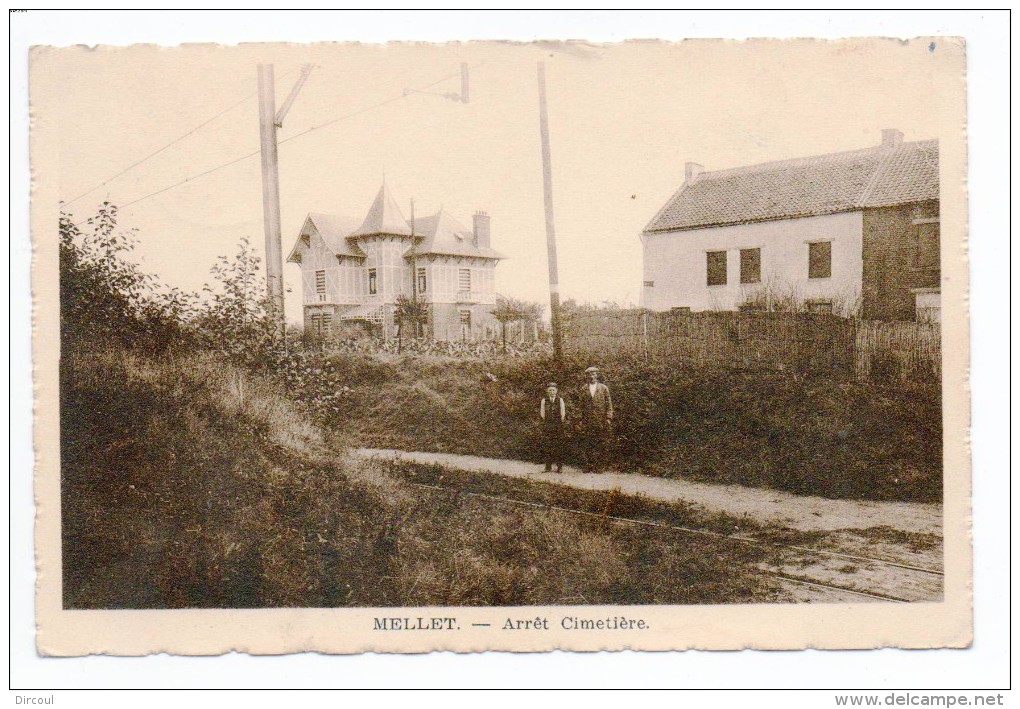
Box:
left=37, top=36, right=963, bottom=324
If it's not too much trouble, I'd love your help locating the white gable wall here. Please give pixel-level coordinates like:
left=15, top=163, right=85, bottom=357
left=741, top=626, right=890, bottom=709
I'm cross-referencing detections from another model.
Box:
left=641, top=211, right=863, bottom=314
left=297, top=230, right=365, bottom=305
left=298, top=231, right=335, bottom=305
left=419, top=256, right=497, bottom=305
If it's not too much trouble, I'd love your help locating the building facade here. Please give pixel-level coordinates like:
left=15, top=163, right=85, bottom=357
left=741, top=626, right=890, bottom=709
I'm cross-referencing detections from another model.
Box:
left=641, top=130, right=940, bottom=321
left=286, top=184, right=505, bottom=340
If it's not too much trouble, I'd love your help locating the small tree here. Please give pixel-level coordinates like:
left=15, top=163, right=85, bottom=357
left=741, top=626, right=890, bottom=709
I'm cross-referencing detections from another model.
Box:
left=193, top=237, right=280, bottom=366
left=393, top=294, right=430, bottom=351
left=491, top=296, right=543, bottom=352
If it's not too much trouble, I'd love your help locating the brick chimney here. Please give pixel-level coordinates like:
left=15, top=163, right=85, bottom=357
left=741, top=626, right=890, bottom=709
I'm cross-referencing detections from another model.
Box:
left=685, top=161, right=704, bottom=183
left=472, top=211, right=491, bottom=248
left=881, top=129, right=904, bottom=147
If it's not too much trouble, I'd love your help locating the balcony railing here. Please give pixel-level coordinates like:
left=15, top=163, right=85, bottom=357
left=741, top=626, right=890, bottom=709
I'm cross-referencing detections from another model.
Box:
left=306, top=291, right=495, bottom=306
left=456, top=290, right=485, bottom=303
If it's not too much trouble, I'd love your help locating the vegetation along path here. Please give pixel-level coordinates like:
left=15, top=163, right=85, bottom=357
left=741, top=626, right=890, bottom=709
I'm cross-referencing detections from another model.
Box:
left=353, top=448, right=945, bottom=602
left=351, top=448, right=941, bottom=536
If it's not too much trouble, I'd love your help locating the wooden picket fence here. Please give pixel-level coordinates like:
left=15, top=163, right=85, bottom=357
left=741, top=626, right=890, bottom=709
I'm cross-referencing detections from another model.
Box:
left=853, top=320, right=941, bottom=382
left=561, top=310, right=940, bottom=382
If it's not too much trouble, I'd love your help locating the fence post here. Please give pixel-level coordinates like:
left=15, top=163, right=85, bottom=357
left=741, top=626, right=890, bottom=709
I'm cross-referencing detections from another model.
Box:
left=642, top=311, right=649, bottom=362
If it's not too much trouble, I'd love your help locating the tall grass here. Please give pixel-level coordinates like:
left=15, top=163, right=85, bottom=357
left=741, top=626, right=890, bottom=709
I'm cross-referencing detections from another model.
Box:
left=61, top=345, right=779, bottom=608
left=327, top=350, right=942, bottom=503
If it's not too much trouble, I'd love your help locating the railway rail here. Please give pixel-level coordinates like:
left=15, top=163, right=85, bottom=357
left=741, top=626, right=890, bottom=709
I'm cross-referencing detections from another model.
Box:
left=401, top=478, right=943, bottom=604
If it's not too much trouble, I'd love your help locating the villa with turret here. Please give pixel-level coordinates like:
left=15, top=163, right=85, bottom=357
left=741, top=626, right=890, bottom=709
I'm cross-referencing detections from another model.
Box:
left=287, top=184, right=505, bottom=341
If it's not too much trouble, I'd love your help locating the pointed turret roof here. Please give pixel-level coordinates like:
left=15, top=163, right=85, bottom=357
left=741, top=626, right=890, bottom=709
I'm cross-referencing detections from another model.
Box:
left=351, top=183, right=413, bottom=237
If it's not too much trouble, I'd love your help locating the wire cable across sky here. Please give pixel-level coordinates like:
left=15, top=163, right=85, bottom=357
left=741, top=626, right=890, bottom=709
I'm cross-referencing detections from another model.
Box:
left=68, top=62, right=480, bottom=225
left=61, top=66, right=302, bottom=210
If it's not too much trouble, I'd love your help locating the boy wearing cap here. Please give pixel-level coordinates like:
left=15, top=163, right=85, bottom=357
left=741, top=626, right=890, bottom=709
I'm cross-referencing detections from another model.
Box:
left=539, top=382, right=566, bottom=473
left=578, top=366, right=614, bottom=473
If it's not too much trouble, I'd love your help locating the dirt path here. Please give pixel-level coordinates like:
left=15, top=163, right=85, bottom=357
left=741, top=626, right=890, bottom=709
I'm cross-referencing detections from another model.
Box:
left=351, top=448, right=942, bottom=536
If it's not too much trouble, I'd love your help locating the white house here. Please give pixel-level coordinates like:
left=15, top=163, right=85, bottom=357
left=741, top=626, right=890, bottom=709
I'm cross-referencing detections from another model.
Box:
left=641, top=130, right=940, bottom=321
left=286, top=184, right=505, bottom=340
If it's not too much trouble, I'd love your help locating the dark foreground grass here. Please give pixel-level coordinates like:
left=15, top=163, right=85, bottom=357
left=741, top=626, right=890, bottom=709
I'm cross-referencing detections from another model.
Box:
left=381, top=458, right=763, bottom=538
left=325, top=351, right=941, bottom=503
left=61, top=346, right=781, bottom=608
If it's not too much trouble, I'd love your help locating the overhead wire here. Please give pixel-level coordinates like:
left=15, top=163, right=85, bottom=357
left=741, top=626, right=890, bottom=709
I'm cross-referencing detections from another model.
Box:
left=62, top=65, right=301, bottom=209
left=69, top=62, right=481, bottom=226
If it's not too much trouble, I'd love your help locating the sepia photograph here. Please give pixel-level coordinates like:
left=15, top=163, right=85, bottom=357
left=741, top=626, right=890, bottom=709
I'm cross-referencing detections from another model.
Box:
left=27, top=26, right=974, bottom=659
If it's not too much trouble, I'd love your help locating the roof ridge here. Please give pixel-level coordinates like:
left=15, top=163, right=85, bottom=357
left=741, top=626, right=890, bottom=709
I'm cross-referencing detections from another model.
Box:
left=696, top=139, right=935, bottom=181
left=643, top=137, right=938, bottom=234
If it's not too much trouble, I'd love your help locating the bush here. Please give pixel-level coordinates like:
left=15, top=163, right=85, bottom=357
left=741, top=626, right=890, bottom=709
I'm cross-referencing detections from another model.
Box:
left=61, top=346, right=778, bottom=608
left=336, top=352, right=942, bottom=503
left=60, top=204, right=193, bottom=355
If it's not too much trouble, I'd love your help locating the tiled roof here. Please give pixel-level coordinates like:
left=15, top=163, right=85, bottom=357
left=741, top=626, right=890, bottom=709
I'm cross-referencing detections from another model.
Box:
left=351, top=183, right=413, bottom=237
left=287, top=213, right=366, bottom=262
left=408, top=208, right=505, bottom=260
left=288, top=205, right=503, bottom=263
left=644, top=138, right=939, bottom=233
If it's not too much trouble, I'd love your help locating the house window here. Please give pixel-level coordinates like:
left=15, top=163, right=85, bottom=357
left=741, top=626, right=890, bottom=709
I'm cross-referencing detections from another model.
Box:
left=368, top=268, right=377, bottom=295
left=458, top=309, right=472, bottom=326
left=807, top=300, right=833, bottom=315
left=459, top=268, right=472, bottom=292
left=706, top=251, right=727, bottom=286
left=913, top=221, right=940, bottom=271
left=740, top=248, right=761, bottom=284
left=310, top=313, right=333, bottom=336
left=301, top=234, right=310, bottom=247
left=417, top=267, right=427, bottom=293
left=808, top=241, right=832, bottom=279
left=643, top=280, right=655, bottom=288
left=913, top=288, right=941, bottom=324
left=315, top=270, right=326, bottom=297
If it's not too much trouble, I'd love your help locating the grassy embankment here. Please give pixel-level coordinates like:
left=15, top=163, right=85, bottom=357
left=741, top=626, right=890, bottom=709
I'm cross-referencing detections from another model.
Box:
left=61, top=346, right=780, bottom=609
left=327, top=351, right=941, bottom=503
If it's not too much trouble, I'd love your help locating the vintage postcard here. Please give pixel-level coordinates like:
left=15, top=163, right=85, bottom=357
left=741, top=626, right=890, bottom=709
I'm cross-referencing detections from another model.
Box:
left=31, top=37, right=969, bottom=655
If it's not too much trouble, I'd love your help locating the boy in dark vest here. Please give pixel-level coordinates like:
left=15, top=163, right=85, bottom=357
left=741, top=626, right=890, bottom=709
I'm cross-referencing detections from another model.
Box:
left=539, top=382, right=566, bottom=473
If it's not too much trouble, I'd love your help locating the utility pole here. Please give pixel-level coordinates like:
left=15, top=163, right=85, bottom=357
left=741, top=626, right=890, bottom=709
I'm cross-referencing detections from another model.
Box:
left=257, top=62, right=313, bottom=338
left=537, top=62, right=564, bottom=361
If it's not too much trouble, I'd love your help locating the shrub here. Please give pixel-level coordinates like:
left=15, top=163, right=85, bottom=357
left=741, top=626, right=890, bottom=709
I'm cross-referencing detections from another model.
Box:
left=60, top=204, right=193, bottom=355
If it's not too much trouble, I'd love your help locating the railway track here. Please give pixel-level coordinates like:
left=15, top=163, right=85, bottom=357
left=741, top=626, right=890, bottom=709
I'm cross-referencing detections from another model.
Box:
left=401, top=479, right=943, bottom=604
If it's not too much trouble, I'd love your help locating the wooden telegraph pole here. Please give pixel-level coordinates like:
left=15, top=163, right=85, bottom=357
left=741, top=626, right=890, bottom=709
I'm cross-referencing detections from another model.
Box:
left=257, top=63, right=313, bottom=338
left=537, top=62, right=564, bottom=361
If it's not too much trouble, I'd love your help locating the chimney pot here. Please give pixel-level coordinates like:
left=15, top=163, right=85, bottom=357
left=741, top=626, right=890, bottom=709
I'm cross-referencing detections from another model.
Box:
left=881, top=129, right=904, bottom=147
left=685, top=162, right=704, bottom=183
